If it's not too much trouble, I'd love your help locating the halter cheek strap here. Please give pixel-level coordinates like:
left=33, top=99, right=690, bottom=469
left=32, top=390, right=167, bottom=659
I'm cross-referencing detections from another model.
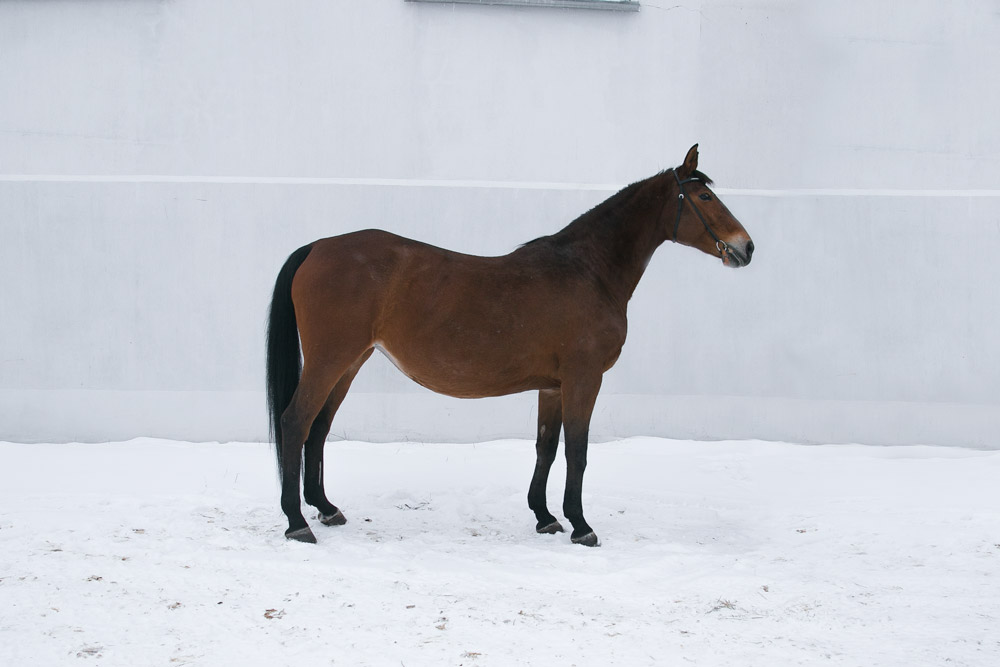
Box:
left=671, top=168, right=728, bottom=254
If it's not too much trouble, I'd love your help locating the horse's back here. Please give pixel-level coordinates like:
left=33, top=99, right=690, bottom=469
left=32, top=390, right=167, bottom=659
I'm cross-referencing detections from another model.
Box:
left=291, top=229, right=495, bottom=353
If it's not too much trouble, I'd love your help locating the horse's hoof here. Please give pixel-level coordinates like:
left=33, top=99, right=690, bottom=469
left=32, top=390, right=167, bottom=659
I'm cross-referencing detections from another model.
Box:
left=536, top=520, right=565, bottom=534
left=571, top=531, right=601, bottom=547
left=285, top=527, right=317, bottom=544
left=319, top=509, right=347, bottom=526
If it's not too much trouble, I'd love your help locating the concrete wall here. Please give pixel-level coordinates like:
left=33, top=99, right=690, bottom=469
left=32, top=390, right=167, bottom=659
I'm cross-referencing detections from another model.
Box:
left=2, top=0, right=998, bottom=446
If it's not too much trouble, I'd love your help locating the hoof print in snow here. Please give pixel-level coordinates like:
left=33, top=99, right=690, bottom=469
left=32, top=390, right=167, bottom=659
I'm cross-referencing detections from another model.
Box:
left=396, top=501, right=431, bottom=511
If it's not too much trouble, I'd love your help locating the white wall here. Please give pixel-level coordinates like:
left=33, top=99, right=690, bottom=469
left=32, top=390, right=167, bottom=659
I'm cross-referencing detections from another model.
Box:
left=2, top=0, right=998, bottom=447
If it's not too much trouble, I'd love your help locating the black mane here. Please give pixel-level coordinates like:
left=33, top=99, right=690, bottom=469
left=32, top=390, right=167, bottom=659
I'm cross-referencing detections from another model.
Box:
left=520, top=167, right=713, bottom=250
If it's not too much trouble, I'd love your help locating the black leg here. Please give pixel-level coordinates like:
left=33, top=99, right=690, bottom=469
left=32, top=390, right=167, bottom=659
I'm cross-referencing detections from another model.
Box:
left=561, top=373, right=602, bottom=547
left=528, top=389, right=564, bottom=534
left=279, top=376, right=327, bottom=544
left=302, top=350, right=372, bottom=527
left=279, top=350, right=368, bottom=543
left=301, top=417, right=343, bottom=525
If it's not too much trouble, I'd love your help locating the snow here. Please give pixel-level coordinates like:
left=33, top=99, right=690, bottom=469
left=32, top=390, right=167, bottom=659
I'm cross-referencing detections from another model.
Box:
left=1, top=437, right=998, bottom=666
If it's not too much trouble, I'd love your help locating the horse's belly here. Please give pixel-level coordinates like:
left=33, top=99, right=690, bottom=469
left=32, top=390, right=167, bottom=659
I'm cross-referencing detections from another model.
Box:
left=374, top=342, right=556, bottom=398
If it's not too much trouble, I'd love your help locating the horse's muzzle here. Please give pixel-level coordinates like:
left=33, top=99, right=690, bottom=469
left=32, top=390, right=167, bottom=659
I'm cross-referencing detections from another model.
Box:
left=722, top=239, right=754, bottom=268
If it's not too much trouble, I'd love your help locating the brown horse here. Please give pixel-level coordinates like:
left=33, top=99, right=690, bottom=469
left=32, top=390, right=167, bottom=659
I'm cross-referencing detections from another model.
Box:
left=266, top=145, right=753, bottom=546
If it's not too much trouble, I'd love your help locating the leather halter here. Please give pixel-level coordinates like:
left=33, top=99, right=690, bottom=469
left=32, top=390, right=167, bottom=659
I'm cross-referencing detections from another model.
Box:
left=671, top=168, right=728, bottom=255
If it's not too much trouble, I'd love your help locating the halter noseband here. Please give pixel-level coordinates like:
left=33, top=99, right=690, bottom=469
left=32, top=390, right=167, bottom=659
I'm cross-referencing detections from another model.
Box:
left=671, top=168, right=728, bottom=255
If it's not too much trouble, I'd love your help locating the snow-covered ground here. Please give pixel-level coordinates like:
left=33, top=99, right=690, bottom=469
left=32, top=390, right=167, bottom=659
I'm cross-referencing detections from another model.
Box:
left=1, top=437, right=998, bottom=666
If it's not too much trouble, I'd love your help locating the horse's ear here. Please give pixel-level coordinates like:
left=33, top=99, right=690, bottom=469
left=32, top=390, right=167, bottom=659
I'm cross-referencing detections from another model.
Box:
left=679, top=143, right=699, bottom=177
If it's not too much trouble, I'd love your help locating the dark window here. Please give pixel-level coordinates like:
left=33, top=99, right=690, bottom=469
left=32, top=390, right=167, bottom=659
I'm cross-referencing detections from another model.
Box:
left=406, top=0, right=640, bottom=12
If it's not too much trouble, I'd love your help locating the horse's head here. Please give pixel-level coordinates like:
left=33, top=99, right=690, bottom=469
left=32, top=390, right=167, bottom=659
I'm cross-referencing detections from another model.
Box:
left=662, top=144, right=754, bottom=268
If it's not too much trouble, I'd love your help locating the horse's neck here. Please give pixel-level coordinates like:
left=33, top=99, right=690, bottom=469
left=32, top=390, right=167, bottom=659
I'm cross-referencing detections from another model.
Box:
left=564, top=179, right=667, bottom=306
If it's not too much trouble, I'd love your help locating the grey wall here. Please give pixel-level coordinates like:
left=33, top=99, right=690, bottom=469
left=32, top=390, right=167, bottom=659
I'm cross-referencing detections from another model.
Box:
left=2, top=0, right=998, bottom=446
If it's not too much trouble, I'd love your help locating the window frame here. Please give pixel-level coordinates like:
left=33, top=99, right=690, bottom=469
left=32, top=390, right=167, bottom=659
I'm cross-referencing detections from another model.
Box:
left=406, top=0, right=640, bottom=12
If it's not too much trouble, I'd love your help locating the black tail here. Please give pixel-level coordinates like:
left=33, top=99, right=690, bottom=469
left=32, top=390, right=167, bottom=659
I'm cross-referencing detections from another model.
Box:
left=266, top=244, right=313, bottom=481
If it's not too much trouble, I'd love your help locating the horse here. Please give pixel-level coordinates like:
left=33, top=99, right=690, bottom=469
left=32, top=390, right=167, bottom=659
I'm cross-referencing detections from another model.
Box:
left=266, top=144, right=753, bottom=546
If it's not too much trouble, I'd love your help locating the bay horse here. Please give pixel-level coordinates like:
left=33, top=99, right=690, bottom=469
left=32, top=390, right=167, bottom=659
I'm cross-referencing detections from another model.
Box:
left=266, top=144, right=753, bottom=546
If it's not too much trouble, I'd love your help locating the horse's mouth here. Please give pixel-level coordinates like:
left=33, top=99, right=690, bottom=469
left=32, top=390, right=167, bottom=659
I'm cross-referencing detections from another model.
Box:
left=722, top=248, right=749, bottom=268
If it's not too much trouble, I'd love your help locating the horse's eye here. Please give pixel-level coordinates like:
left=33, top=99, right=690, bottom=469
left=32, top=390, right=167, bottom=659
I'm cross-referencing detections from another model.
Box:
left=699, top=193, right=712, bottom=201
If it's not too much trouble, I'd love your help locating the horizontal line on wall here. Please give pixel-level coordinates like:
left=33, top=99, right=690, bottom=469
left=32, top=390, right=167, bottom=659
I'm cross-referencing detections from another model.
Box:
left=719, top=188, right=1000, bottom=198
left=1, top=174, right=1000, bottom=197
left=0, top=174, right=622, bottom=191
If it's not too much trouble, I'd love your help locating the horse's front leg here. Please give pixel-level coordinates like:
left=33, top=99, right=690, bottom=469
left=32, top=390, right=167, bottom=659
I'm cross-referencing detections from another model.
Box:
left=561, top=372, right=603, bottom=547
left=528, top=389, right=564, bottom=534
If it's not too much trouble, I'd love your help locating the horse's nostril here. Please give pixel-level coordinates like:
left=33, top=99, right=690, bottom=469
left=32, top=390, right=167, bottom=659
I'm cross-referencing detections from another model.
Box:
left=746, top=240, right=755, bottom=259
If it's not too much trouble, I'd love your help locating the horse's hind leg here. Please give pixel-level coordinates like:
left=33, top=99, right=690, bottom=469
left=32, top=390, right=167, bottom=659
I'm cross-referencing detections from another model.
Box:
left=303, top=348, right=374, bottom=527
left=280, top=352, right=365, bottom=543
left=528, top=389, right=565, bottom=534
